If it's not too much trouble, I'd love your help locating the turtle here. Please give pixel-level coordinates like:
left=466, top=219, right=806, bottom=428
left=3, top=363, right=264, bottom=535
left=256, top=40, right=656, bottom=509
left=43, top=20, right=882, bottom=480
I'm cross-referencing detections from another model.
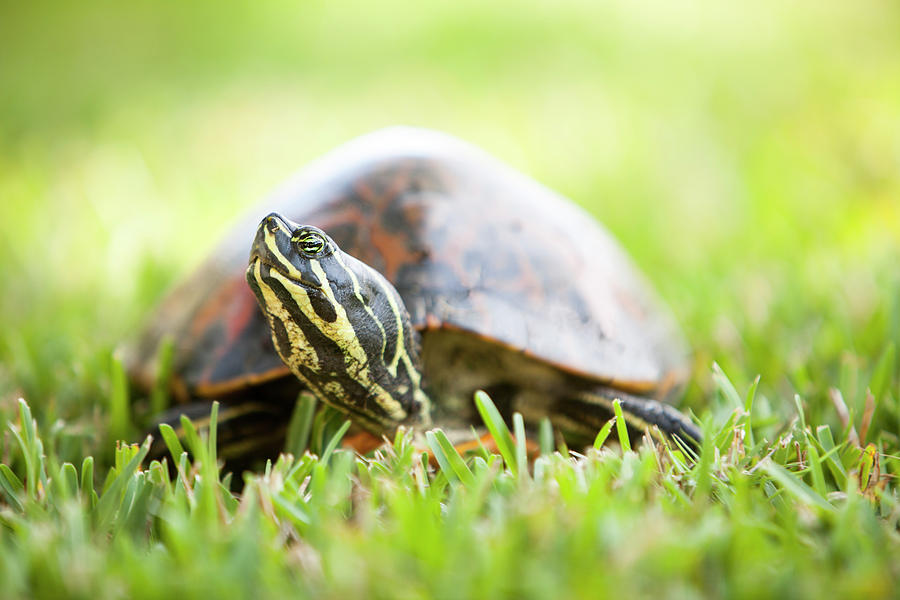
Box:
left=127, top=127, right=699, bottom=464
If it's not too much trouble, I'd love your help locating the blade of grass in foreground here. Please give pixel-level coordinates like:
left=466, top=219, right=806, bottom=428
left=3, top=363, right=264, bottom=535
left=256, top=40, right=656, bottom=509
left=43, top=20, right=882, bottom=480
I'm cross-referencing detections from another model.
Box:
left=513, top=413, right=528, bottom=479
left=593, top=417, right=615, bottom=450
left=285, top=391, right=317, bottom=457
left=109, top=356, right=132, bottom=443
left=0, top=464, right=25, bottom=512
left=474, top=390, right=518, bottom=476
left=760, top=459, right=835, bottom=514
left=9, top=399, right=48, bottom=501
left=149, top=336, right=176, bottom=416
left=93, top=437, right=151, bottom=533
left=538, top=418, right=554, bottom=456
left=320, top=419, right=352, bottom=463
left=159, top=423, right=186, bottom=463
left=612, top=399, right=632, bottom=452
left=426, top=430, right=475, bottom=488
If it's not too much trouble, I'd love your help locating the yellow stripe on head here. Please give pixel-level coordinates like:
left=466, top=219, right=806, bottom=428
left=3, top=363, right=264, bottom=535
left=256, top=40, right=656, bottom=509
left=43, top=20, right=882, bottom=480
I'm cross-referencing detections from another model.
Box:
left=268, top=265, right=408, bottom=421
left=246, top=212, right=431, bottom=434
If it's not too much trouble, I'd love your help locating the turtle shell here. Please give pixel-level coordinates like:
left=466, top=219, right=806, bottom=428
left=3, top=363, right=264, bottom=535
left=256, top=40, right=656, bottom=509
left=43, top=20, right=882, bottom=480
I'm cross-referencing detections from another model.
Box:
left=127, top=127, right=688, bottom=407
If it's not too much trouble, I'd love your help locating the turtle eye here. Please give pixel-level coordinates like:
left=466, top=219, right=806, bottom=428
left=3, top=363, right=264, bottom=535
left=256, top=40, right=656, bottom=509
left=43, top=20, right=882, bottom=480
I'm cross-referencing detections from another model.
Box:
left=293, top=231, right=326, bottom=257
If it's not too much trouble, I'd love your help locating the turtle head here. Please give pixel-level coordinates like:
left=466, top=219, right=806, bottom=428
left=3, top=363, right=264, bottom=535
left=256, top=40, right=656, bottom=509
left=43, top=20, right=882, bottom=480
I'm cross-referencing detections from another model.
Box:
left=246, top=212, right=430, bottom=434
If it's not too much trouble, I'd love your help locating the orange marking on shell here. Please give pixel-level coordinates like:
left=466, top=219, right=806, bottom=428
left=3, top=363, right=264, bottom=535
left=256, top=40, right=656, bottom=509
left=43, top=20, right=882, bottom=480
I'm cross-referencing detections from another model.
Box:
left=224, top=286, right=259, bottom=346
left=188, top=281, right=237, bottom=339
left=192, top=280, right=261, bottom=388
left=369, top=223, right=421, bottom=282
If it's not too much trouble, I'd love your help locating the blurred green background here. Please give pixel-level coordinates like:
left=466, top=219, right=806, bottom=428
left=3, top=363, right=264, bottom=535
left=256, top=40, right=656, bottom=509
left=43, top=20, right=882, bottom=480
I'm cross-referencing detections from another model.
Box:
left=1, top=0, right=898, bottom=456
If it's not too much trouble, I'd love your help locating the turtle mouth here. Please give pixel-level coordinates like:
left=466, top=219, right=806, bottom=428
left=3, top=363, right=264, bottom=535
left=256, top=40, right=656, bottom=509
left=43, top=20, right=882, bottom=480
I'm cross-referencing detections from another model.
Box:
left=247, top=213, right=299, bottom=277
left=247, top=242, right=290, bottom=287
left=247, top=254, right=324, bottom=294
left=247, top=250, right=281, bottom=274
left=249, top=214, right=288, bottom=265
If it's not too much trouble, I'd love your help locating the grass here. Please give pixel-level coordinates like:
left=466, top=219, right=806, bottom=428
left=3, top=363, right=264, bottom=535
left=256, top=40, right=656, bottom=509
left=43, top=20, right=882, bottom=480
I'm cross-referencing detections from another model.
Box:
left=2, top=0, right=900, bottom=597
left=1, top=388, right=898, bottom=598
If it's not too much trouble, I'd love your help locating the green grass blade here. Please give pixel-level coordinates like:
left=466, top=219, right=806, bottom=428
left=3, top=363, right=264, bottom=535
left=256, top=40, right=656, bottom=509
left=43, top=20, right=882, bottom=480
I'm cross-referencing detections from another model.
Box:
left=117, top=474, right=155, bottom=539
left=207, top=401, right=219, bottom=472
left=149, top=336, right=176, bottom=416
left=661, top=477, right=691, bottom=508
left=158, top=423, right=186, bottom=463
left=714, top=410, right=741, bottom=452
left=93, top=437, right=151, bottom=533
left=760, top=459, right=835, bottom=513
left=474, top=390, right=517, bottom=476
left=793, top=394, right=807, bottom=431
left=538, top=418, right=554, bottom=456
left=285, top=391, right=317, bottom=457
left=593, top=418, right=615, bottom=450
left=692, top=419, right=714, bottom=504
left=806, top=444, right=827, bottom=497
left=815, top=425, right=847, bottom=488
left=743, top=375, right=760, bottom=447
left=108, top=355, right=131, bottom=443
left=859, top=444, right=877, bottom=491
left=712, top=362, right=743, bottom=408
left=80, top=456, right=94, bottom=500
left=179, top=415, right=204, bottom=460
left=426, top=429, right=475, bottom=488
left=271, top=492, right=311, bottom=527
left=310, top=406, right=346, bottom=455
left=321, top=419, right=352, bottom=463
left=59, top=462, right=79, bottom=501
left=513, top=413, right=528, bottom=479
left=612, top=399, right=631, bottom=452
left=13, top=398, right=47, bottom=501
left=0, top=464, right=25, bottom=512
left=870, top=341, right=896, bottom=402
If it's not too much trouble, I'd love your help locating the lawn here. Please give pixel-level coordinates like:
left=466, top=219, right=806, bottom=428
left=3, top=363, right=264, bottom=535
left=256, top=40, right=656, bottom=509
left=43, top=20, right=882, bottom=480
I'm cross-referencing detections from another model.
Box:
left=1, top=1, right=899, bottom=598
